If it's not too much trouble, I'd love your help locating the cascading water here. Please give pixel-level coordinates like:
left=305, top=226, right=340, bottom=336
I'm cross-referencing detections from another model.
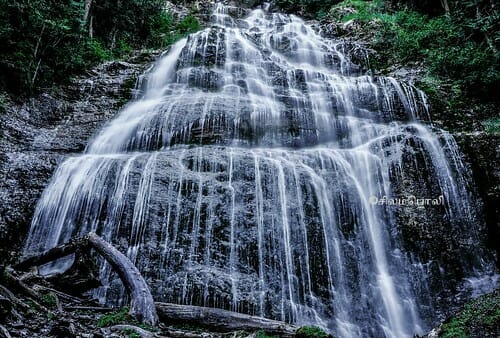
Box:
left=24, top=3, right=496, bottom=337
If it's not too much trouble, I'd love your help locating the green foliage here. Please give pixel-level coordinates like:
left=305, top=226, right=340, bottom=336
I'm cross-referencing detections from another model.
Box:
left=331, top=0, right=387, bottom=22
left=0, top=0, right=202, bottom=95
left=439, top=291, right=500, bottom=338
left=177, top=15, right=201, bottom=35
left=0, top=0, right=87, bottom=93
left=97, top=307, right=131, bottom=327
left=84, top=39, right=113, bottom=64
left=96, top=307, right=159, bottom=333
left=40, top=292, right=57, bottom=309
left=255, top=330, right=277, bottom=338
left=121, top=328, right=140, bottom=338
left=330, top=0, right=499, bottom=104
left=296, top=326, right=333, bottom=338
left=482, top=118, right=500, bottom=134
left=276, top=0, right=342, bottom=19
left=148, top=11, right=175, bottom=47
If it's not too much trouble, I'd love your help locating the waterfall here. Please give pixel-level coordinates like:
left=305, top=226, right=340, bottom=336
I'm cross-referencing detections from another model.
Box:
left=24, top=3, right=495, bottom=337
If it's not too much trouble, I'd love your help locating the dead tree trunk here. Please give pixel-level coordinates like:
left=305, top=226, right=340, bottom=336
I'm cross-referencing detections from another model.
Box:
left=86, top=233, right=158, bottom=326
left=14, top=237, right=86, bottom=271
left=155, top=303, right=298, bottom=336
left=15, top=233, right=158, bottom=326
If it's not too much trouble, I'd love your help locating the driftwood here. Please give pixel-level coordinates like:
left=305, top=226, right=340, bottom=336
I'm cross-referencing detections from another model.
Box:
left=0, top=294, right=11, bottom=320
left=0, top=284, right=30, bottom=312
left=2, top=271, right=49, bottom=313
left=159, top=329, right=208, bottom=338
left=156, top=303, right=298, bottom=336
left=63, top=305, right=114, bottom=312
left=0, top=325, right=12, bottom=338
left=14, top=237, right=87, bottom=271
left=15, top=233, right=158, bottom=326
left=32, top=285, right=84, bottom=304
left=87, top=233, right=158, bottom=326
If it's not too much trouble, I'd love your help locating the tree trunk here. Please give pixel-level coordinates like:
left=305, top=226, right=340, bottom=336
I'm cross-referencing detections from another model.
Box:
left=83, top=0, right=93, bottom=23
left=14, top=237, right=86, bottom=271
left=155, top=303, right=298, bottom=336
left=440, top=0, right=450, bottom=16
left=87, top=233, right=158, bottom=326
left=83, top=0, right=93, bottom=38
left=473, top=0, right=497, bottom=54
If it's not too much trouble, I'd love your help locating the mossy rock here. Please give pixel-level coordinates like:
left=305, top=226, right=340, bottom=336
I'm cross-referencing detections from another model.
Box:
left=439, top=289, right=500, bottom=338
left=295, top=326, right=334, bottom=338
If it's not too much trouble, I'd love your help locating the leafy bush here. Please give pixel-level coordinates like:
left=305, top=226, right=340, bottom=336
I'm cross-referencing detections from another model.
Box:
left=276, top=0, right=342, bottom=19
left=482, top=118, right=500, bottom=134
left=296, top=326, right=333, bottom=338
left=331, top=0, right=387, bottom=22
left=97, top=307, right=131, bottom=327
left=330, top=0, right=499, bottom=103
left=40, top=292, right=57, bottom=309
left=177, top=15, right=201, bottom=35
left=84, top=39, right=113, bottom=64
left=440, top=290, right=500, bottom=338
left=0, top=0, right=202, bottom=95
left=148, top=11, right=175, bottom=47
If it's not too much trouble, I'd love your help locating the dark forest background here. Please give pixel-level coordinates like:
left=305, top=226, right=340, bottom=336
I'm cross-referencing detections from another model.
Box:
left=0, top=0, right=498, bottom=118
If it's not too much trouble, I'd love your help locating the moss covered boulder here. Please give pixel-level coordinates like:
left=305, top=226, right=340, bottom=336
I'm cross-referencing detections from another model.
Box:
left=426, top=289, right=500, bottom=338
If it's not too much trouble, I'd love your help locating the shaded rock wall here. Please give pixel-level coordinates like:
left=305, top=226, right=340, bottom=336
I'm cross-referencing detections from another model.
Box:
left=454, top=133, right=499, bottom=268
left=0, top=52, right=157, bottom=266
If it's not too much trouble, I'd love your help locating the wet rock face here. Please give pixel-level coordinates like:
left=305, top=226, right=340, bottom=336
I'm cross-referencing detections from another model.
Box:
left=388, top=131, right=494, bottom=324
left=0, top=52, right=157, bottom=266
left=454, top=133, right=499, bottom=267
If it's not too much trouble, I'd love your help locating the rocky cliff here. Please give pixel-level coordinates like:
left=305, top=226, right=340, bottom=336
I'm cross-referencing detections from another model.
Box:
left=0, top=51, right=158, bottom=267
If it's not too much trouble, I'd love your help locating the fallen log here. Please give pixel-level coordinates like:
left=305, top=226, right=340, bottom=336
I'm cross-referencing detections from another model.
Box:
left=63, top=305, right=114, bottom=312
left=0, top=294, right=11, bottom=320
left=0, top=325, right=12, bottom=338
left=0, top=284, right=29, bottom=312
left=14, top=237, right=86, bottom=271
left=2, top=271, right=49, bottom=313
left=155, top=302, right=298, bottom=336
left=159, top=329, right=207, bottom=338
left=14, top=233, right=158, bottom=326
